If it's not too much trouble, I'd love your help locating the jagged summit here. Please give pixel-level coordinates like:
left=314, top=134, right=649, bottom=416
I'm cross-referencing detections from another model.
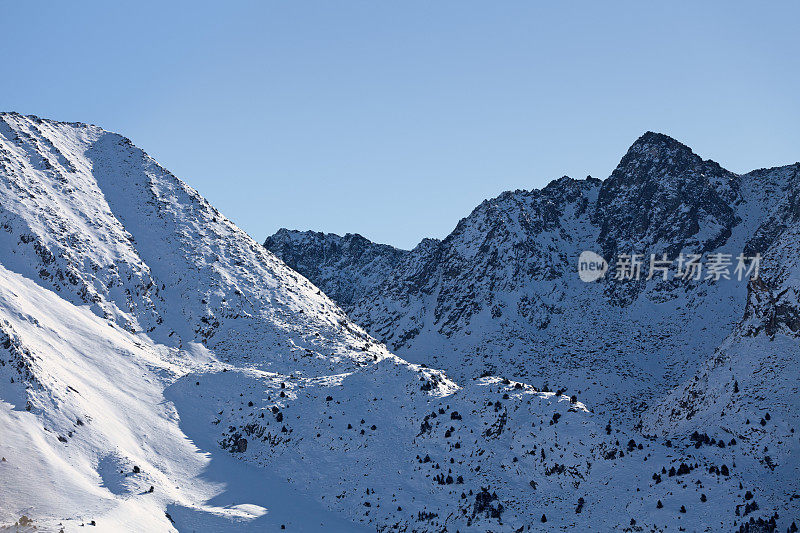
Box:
left=269, top=227, right=401, bottom=251
left=266, top=130, right=800, bottom=401
left=629, top=130, right=692, bottom=152
left=613, top=131, right=730, bottom=180
left=593, top=132, right=740, bottom=261
left=264, top=228, right=407, bottom=308
left=0, top=110, right=97, bottom=132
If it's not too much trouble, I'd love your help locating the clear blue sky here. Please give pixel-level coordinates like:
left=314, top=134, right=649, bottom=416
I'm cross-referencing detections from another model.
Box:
left=2, top=1, right=798, bottom=249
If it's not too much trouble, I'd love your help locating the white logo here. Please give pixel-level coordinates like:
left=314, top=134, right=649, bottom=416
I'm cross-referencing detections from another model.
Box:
left=578, top=251, right=608, bottom=282
left=576, top=251, right=759, bottom=283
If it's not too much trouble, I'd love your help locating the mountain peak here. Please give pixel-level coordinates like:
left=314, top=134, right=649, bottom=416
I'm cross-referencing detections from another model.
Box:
left=608, top=131, right=735, bottom=186
left=622, top=131, right=698, bottom=167
left=633, top=130, right=685, bottom=148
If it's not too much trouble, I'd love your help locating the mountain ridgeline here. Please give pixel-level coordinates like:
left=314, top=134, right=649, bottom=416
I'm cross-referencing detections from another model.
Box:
left=266, top=133, right=800, bottom=404
left=1, top=114, right=797, bottom=532
left=267, top=133, right=800, bottom=528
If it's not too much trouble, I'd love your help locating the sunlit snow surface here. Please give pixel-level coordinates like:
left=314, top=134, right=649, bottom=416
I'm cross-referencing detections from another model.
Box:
left=0, top=114, right=797, bottom=531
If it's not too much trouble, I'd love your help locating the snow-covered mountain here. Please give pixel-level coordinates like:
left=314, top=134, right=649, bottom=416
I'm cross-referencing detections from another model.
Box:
left=267, top=132, right=800, bottom=529
left=1, top=113, right=796, bottom=532
left=266, top=133, right=799, bottom=412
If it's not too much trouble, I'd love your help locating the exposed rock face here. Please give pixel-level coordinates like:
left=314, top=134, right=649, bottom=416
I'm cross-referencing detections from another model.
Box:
left=739, top=163, right=800, bottom=337
left=264, top=230, right=407, bottom=309
left=594, top=131, right=740, bottom=260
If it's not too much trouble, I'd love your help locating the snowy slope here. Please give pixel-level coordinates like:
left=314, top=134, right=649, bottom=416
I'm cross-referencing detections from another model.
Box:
left=0, top=263, right=370, bottom=531
left=266, top=133, right=800, bottom=530
left=0, top=112, right=389, bottom=376
left=5, top=257, right=788, bottom=531
left=1, top=114, right=797, bottom=532
left=0, top=111, right=397, bottom=530
left=642, top=191, right=800, bottom=527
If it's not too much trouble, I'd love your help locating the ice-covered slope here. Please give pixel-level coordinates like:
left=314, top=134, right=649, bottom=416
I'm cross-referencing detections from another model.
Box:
left=0, top=111, right=401, bottom=529
left=2, top=259, right=795, bottom=532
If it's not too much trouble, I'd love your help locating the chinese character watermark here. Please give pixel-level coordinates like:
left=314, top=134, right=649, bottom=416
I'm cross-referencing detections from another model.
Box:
left=577, top=251, right=760, bottom=283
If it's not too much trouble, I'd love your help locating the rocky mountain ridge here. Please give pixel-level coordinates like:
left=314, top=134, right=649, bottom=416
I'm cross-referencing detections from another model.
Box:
left=0, top=115, right=796, bottom=532
left=266, top=134, right=800, bottom=410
